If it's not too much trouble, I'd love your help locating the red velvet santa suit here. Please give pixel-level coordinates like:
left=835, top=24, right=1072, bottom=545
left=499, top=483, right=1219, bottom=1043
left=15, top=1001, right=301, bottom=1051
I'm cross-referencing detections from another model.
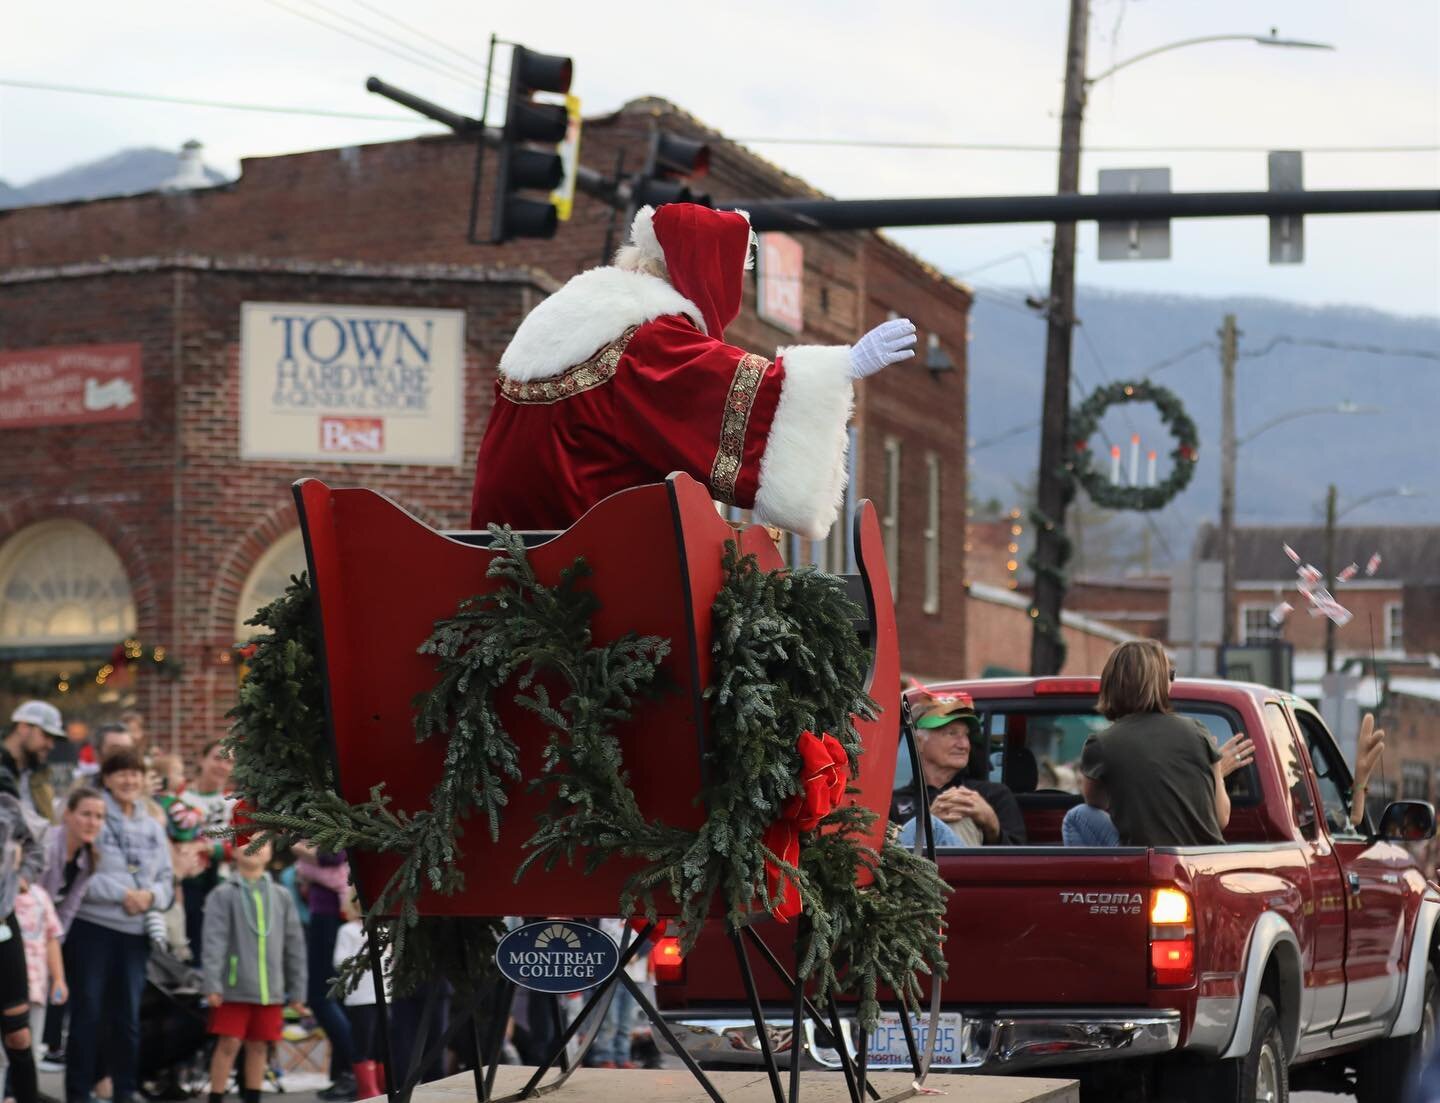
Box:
left=469, top=204, right=854, bottom=540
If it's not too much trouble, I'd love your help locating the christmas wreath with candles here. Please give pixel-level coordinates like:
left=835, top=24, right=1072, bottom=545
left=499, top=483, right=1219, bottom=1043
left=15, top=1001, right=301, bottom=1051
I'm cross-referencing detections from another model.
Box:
left=227, top=533, right=947, bottom=1028
left=1068, top=380, right=1199, bottom=511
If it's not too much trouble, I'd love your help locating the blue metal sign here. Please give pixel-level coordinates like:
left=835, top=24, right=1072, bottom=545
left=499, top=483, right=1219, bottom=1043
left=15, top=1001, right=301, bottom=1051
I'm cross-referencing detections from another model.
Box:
left=495, top=920, right=620, bottom=993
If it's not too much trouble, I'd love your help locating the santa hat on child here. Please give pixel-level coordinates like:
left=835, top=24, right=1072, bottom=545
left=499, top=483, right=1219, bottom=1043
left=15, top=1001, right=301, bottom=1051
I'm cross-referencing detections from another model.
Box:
left=230, top=799, right=256, bottom=849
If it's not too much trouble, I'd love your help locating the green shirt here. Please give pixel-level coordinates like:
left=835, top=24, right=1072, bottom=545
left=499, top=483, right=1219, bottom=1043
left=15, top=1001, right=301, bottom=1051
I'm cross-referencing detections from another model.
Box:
left=1083, top=712, right=1224, bottom=847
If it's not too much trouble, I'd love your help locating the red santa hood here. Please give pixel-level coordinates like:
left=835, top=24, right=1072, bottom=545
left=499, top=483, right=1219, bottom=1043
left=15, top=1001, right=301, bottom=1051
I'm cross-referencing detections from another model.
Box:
left=650, top=203, right=752, bottom=342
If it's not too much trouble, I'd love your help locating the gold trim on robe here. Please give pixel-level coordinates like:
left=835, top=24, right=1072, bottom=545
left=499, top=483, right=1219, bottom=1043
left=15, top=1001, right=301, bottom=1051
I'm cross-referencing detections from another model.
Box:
left=709, top=353, right=768, bottom=505
left=499, top=326, right=640, bottom=405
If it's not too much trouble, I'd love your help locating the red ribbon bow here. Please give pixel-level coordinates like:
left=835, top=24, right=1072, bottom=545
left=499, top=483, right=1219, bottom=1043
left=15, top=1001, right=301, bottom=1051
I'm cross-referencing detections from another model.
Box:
left=762, top=730, right=850, bottom=922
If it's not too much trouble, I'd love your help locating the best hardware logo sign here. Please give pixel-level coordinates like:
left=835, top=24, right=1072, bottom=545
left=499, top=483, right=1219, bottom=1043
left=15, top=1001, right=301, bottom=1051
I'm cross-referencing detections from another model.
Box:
left=495, top=921, right=620, bottom=994
left=240, top=303, right=464, bottom=466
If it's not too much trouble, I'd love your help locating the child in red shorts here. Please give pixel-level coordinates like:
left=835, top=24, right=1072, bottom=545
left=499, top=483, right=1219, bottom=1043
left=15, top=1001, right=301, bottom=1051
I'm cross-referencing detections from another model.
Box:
left=201, top=834, right=306, bottom=1103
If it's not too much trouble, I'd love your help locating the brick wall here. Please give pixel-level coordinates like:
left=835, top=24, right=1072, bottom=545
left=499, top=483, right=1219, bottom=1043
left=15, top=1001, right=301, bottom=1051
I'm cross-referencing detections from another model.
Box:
left=1, top=261, right=536, bottom=752
left=1066, top=577, right=1170, bottom=640
left=1231, top=584, right=1404, bottom=651
left=1375, top=688, right=1440, bottom=877
left=858, top=239, right=969, bottom=679
left=1401, top=583, right=1440, bottom=654
left=964, top=587, right=1128, bottom=679
left=965, top=517, right=1023, bottom=591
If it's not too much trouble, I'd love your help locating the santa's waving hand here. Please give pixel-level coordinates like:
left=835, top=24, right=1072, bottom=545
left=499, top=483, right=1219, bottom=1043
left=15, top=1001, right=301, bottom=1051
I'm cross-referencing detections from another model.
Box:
left=849, top=317, right=917, bottom=379
left=470, top=203, right=916, bottom=541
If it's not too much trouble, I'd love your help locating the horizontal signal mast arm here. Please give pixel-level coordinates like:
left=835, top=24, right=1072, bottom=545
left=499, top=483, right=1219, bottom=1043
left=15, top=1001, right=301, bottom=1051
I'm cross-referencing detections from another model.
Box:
left=719, top=189, right=1440, bottom=233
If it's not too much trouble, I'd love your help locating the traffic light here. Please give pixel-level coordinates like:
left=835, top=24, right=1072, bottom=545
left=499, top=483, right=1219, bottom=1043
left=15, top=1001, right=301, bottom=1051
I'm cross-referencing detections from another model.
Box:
left=490, top=45, right=574, bottom=243
left=631, top=130, right=711, bottom=208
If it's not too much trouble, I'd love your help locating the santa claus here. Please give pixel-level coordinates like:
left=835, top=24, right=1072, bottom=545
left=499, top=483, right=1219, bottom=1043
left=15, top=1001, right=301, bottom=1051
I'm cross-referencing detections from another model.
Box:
left=469, top=203, right=916, bottom=539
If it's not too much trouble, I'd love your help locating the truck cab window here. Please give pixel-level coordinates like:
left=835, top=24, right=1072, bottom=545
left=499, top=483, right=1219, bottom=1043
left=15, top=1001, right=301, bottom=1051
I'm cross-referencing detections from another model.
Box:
left=1263, top=703, right=1317, bottom=840
left=1292, top=709, right=1364, bottom=839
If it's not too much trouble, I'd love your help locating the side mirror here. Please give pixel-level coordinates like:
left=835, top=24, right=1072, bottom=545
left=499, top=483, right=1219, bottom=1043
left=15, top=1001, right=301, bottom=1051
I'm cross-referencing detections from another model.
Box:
left=1376, top=800, right=1437, bottom=843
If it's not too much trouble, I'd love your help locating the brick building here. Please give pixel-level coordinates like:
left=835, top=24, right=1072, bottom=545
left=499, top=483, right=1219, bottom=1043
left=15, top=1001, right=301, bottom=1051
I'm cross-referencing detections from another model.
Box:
left=0, top=99, right=973, bottom=753
left=1195, top=524, right=1438, bottom=656
left=1064, top=576, right=1170, bottom=641
left=958, top=513, right=1142, bottom=680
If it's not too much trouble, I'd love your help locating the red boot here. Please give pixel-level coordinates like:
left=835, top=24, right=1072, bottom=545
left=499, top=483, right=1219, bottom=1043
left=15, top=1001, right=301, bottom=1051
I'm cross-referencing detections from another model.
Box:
left=352, top=1061, right=381, bottom=1100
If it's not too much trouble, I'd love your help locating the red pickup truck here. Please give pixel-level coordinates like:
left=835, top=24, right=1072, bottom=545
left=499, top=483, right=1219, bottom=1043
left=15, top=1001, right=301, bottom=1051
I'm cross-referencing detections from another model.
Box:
left=657, top=677, right=1440, bottom=1103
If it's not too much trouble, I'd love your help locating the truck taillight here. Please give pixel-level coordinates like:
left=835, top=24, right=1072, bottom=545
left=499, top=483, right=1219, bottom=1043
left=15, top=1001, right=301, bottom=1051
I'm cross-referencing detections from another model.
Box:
left=652, top=935, right=685, bottom=984
left=1149, top=887, right=1195, bottom=987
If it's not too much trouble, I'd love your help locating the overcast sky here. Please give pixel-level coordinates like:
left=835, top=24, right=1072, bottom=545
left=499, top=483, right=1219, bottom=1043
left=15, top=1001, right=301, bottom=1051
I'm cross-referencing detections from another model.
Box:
left=3, top=1, right=1437, bottom=316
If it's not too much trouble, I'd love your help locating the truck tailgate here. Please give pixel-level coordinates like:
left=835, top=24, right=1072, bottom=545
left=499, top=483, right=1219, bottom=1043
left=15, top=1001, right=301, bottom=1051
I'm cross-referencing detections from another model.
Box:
left=939, top=849, right=1153, bottom=1005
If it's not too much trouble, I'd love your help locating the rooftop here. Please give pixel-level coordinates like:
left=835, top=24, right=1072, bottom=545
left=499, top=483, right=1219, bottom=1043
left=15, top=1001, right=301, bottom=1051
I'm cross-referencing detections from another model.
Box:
left=1197, top=524, right=1440, bottom=585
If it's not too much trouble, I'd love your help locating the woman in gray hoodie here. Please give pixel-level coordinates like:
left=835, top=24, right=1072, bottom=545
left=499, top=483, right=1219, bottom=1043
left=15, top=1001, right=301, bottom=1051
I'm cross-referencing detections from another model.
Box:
left=63, top=750, right=173, bottom=1103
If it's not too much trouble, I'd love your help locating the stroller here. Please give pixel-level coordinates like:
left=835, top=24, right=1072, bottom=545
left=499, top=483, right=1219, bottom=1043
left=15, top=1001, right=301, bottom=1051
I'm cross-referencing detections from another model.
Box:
left=138, top=946, right=210, bottom=1099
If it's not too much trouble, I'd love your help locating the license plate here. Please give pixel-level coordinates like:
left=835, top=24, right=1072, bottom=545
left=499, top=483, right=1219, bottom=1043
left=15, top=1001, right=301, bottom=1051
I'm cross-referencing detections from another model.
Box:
left=809, top=1012, right=965, bottom=1069
left=865, top=1011, right=964, bottom=1067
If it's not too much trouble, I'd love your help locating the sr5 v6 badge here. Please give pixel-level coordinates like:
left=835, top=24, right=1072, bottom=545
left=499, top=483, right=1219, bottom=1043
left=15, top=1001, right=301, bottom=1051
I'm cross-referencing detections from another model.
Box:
left=1059, top=891, right=1143, bottom=915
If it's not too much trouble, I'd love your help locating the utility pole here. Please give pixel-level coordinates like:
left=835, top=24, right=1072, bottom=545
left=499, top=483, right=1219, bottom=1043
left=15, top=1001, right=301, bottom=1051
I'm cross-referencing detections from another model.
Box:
left=1030, top=0, right=1090, bottom=675
left=1219, top=314, right=1239, bottom=647
left=1324, top=483, right=1338, bottom=673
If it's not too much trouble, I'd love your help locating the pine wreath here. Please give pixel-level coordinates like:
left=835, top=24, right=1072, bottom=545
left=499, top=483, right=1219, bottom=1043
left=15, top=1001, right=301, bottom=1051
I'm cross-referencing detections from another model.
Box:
left=1068, top=380, right=1199, bottom=511
left=227, top=532, right=948, bottom=1029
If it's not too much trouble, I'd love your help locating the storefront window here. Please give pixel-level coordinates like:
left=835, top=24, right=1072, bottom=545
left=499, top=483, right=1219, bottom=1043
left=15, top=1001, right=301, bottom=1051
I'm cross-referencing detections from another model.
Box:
left=0, top=520, right=136, bottom=648
left=234, top=529, right=307, bottom=641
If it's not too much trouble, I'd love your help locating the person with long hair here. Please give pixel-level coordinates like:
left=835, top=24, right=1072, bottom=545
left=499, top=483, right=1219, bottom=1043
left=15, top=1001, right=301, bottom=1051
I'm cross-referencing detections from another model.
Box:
left=63, top=751, right=173, bottom=1103
left=37, top=787, right=105, bottom=1067
left=1081, top=640, right=1254, bottom=847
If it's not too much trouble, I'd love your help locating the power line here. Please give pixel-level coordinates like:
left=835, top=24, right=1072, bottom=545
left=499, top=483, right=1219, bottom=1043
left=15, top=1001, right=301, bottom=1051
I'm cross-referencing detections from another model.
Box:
left=345, top=0, right=491, bottom=75
left=293, top=0, right=496, bottom=87
left=1145, top=341, right=1217, bottom=376
left=0, top=78, right=425, bottom=122
left=257, top=0, right=484, bottom=94
left=730, top=136, right=1440, bottom=155
left=1241, top=335, right=1440, bottom=362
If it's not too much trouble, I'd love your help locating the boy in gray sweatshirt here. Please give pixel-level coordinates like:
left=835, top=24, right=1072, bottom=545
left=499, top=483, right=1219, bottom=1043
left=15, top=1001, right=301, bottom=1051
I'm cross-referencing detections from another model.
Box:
left=201, top=836, right=306, bottom=1103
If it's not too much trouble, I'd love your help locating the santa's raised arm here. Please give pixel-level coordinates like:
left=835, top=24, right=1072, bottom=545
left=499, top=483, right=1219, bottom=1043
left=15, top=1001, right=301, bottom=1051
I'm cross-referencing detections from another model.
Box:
left=469, top=203, right=916, bottom=539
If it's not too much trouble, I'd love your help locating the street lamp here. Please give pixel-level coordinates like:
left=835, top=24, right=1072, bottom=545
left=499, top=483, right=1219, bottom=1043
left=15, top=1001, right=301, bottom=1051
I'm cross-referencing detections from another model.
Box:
left=1237, top=402, right=1380, bottom=449
left=1085, top=30, right=1334, bottom=87
left=1220, top=401, right=1378, bottom=646
left=1028, top=10, right=1335, bottom=674
left=1323, top=485, right=1425, bottom=671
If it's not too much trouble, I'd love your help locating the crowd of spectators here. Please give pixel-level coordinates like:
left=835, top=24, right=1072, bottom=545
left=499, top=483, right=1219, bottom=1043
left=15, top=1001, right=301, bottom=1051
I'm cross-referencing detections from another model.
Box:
left=0, top=699, right=365, bottom=1103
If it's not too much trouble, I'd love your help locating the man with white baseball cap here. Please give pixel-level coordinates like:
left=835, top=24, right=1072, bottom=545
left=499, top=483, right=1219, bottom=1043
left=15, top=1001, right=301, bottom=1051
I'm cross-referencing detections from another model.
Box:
left=4, top=701, right=65, bottom=826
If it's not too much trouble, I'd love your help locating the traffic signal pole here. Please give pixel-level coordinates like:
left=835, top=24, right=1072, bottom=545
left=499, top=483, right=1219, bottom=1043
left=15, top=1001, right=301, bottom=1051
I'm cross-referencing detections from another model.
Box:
left=1029, top=0, right=1090, bottom=676
left=726, top=188, right=1440, bottom=231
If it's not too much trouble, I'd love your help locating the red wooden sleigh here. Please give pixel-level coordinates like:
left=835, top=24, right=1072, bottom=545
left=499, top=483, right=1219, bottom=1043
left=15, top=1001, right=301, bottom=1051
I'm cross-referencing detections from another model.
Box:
left=291, top=471, right=913, bottom=1102
left=293, top=471, right=900, bottom=917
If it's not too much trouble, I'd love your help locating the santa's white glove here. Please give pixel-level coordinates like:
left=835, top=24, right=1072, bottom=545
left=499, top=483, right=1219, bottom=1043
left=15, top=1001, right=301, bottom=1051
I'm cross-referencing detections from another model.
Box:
left=849, top=318, right=917, bottom=380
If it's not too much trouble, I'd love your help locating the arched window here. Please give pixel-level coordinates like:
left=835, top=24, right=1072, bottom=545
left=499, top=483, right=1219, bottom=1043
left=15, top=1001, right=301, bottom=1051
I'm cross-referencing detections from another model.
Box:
left=234, top=529, right=307, bottom=641
left=0, top=520, right=137, bottom=649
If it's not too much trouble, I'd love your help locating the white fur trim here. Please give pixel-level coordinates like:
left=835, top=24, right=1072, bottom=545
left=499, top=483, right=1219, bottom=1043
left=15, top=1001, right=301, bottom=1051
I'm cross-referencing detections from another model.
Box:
left=499, top=266, right=705, bottom=382
left=752, top=346, right=854, bottom=541
left=630, top=205, right=662, bottom=262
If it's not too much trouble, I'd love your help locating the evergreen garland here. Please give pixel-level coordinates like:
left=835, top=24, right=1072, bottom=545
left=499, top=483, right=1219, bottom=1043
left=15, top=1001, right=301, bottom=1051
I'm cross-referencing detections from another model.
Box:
left=225, top=574, right=507, bottom=998
left=227, top=533, right=948, bottom=1026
